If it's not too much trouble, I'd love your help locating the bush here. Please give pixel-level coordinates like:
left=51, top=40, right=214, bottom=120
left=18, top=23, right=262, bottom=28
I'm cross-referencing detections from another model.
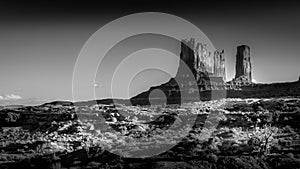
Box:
left=5, top=112, right=21, bottom=122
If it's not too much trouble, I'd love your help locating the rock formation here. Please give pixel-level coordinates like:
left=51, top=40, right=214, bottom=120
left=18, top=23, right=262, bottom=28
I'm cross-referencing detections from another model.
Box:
left=177, top=38, right=226, bottom=83
left=234, top=45, right=252, bottom=84
left=130, top=39, right=300, bottom=105
left=213, top=50, right=226, bottom=81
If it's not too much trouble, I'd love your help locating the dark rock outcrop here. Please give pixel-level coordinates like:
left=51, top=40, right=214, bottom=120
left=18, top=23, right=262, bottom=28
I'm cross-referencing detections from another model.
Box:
left=214, top=50, right=226, bottom=81
left=177, top=38, right=226, bottom=83
left=234, top=45, right=252, bottom=84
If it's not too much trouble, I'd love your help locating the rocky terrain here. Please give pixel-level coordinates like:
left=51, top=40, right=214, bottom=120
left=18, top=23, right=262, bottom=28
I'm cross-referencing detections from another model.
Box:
left=1, top=40, right=299, bottom=169
left=1, top=98, right=300, bottom=169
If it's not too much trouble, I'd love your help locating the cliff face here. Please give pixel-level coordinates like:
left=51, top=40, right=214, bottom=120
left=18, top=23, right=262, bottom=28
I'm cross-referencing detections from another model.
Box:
left=213, top=50, right=226, bottom=81
left=234, top=45, right=252, bottom=84
left=177, top=38, right=226, bottom=83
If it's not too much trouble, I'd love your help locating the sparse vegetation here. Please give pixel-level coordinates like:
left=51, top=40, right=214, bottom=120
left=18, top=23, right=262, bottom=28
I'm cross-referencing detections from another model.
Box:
left=0, top=98, right=300, bottom=168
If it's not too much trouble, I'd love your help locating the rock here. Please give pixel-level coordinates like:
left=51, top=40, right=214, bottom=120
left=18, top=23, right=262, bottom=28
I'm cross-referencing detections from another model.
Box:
left=179, top=38, right=196, bottom=73
left=145, top=112, right=178, bottom=129
left=111, top=117, right=117, bottom=123
left=213, top=50, right=226, bottom=81
left=234, top=45, right=252, bottom=83
left=177, top=38, right=226, bottom=82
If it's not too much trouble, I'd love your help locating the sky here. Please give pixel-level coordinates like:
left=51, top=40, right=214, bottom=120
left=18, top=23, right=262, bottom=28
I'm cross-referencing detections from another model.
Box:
left=0, top=1, right=299, bottom=105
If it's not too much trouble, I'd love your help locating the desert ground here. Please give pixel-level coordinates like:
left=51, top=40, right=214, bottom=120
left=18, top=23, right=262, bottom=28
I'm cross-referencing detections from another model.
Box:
left=1, top=97, right=300, bottom=169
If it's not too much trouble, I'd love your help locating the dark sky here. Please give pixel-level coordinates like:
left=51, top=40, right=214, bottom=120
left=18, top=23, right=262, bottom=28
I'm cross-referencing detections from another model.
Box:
left=0, top=1, right=299, bottom=105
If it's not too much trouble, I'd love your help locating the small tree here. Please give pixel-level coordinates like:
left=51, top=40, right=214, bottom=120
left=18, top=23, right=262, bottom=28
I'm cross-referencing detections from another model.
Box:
left=247, top=124, right=278, bottom=155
